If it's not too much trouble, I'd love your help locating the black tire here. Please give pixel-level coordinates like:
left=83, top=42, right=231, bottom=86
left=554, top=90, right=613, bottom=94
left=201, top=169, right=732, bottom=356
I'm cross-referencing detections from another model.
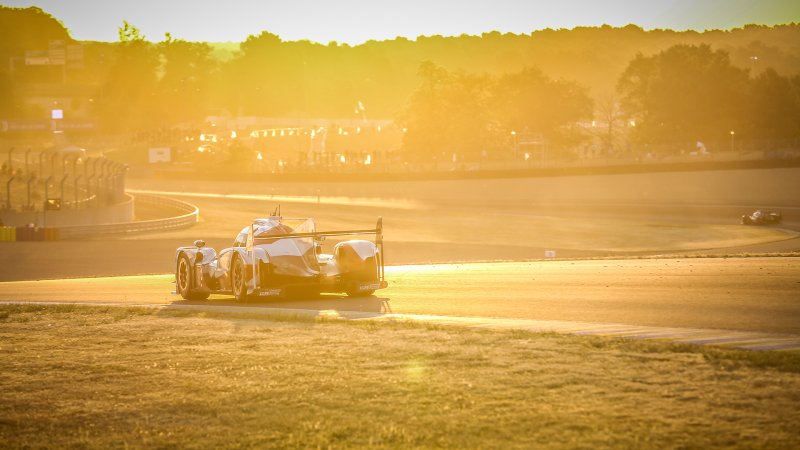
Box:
left=232, top=255, right=249, bottom=302
left=346, top=286, right=375, bottom=297
left=345, top=256, right=378, bottom=297
left=176, top=253, right=209, bottom=301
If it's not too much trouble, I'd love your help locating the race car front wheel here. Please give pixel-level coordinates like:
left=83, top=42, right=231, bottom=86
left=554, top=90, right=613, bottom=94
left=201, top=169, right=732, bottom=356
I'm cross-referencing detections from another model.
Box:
left=232, top=255, right=249, bottom=302
left=346, top=283, right=375, bottom=297
left=177, top=253, right=209, bottom=300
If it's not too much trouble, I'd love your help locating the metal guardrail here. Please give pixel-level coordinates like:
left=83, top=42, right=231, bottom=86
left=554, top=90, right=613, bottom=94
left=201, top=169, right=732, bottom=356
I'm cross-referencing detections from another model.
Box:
left=58, top=194, right=199, bottom=239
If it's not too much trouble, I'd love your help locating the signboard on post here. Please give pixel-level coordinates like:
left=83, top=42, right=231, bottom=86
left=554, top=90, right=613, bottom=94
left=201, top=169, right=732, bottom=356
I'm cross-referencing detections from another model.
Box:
left=148, top=147, right=171, bottom=163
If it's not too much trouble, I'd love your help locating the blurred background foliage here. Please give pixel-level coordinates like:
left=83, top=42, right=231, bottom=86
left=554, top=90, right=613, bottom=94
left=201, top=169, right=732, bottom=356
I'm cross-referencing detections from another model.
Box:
left=1, top=6, right=799, bottom=161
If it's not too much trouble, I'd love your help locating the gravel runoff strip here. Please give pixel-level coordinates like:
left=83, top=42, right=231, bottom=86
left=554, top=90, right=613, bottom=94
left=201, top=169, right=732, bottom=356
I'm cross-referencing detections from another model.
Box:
left=4, top=301, right=800, bottom=352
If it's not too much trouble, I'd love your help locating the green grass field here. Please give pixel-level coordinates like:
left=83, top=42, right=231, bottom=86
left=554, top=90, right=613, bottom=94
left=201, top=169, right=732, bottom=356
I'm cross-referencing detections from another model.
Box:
left=2, top=304, right=799, bottom=449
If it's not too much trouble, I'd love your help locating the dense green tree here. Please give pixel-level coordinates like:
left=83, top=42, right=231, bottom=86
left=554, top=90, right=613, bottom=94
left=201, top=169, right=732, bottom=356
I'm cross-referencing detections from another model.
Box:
left=401, top=63, right=592, bottom=161
left=494, top=67, right=592, bottom=146
left=398, top=62, right=450, bottom=161
left=0, top=70, right=15, bottom=117
left=158, top=34, right=218, bottom=123
left=749, top=68, right=800, bottom=141
left=93, top=22, right=160, bottom=131
left=400, top=63, right=499, bottom=162
left=0, top=6, right=72, bottom=117
left=225, top=31, right=306, bottom=116
left=2, top=4, right=800, bottom=153
left=592, top=93, right=627, bottom=156
left=0, top=6, right=72, bottom=63
left=617, top=44, right=751, bottom=149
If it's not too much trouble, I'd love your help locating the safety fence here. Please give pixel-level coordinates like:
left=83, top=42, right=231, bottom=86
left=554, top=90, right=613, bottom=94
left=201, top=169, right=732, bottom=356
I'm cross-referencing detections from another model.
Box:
left=2, top=147, right=127, bottom=213
left=0, top=194, right=199, bottom=241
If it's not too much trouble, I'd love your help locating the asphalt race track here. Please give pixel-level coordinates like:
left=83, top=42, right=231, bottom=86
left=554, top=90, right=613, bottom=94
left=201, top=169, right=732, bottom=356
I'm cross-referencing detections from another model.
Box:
left=2, top=257, right=798, bottom=335
left=2, top=168, right=800, bottom=283
left=2, top=169, right=799, bottom=349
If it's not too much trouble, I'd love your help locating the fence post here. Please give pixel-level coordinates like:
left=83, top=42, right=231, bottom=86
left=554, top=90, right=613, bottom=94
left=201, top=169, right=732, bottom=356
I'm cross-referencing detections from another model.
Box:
left=44, top=175, right=53, bottom=227
left=61, top=153, right=69, bottom=179
left=121, top=164, right=129, bottom=200
left=74, top=174, right=82, bottom=207
left=98, top=160, right=107, bottom=205
left=5, top=175, right=15, bottom=210
left=70, top=154, right=80, bottom=207
left=50, top=152, right=59, bottom=179
left=38, top=150, right=46, bottom=179
left=59, top=174, right=68, bottom=209
left=85, top=157, right=95, bottom=206
left=24, top=148, right=31, bottom=175
left=102, top=160, right=111, bottom=203
left=26, top=175, right=35, bottom=210
left=5, top=147, right=14, bottom=173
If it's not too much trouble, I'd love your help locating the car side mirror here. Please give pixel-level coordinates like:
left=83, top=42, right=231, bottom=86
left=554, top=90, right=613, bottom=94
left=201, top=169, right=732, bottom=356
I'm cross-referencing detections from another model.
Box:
left=194, top=240, right=206, bottom=248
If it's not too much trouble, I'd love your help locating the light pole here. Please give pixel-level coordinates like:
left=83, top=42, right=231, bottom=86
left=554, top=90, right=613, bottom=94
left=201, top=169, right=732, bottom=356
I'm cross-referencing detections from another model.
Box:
left=730, top=131, right=735, bottom=157
left=511, top=131, right=517, bottom=161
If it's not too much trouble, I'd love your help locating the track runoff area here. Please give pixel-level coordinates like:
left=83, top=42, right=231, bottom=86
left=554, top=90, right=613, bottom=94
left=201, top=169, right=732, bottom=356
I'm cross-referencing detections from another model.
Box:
left=1, top=257, right=799, bottom=351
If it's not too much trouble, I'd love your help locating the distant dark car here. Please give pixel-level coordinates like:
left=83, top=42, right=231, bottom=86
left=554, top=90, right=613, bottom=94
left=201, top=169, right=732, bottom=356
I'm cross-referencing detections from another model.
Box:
left=741, top=209, right=782, bottom=225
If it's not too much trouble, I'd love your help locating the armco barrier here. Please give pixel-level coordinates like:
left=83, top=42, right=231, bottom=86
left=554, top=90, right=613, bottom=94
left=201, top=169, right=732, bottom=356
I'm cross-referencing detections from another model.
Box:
left=44, top=227, right=60, bottom=241
left=58, top=194, right=199, bottom=239
left=12, top=226, right=59, bottom=241
left=15, top=227, right=33, bottom=241
left=0, top=194, right=198, bottom=241
left=0, top=226, right=16, bottom=241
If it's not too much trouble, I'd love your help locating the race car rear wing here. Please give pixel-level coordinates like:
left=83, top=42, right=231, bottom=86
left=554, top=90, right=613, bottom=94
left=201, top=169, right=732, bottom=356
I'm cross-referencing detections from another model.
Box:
left=251, top=218, right=385, bottom=281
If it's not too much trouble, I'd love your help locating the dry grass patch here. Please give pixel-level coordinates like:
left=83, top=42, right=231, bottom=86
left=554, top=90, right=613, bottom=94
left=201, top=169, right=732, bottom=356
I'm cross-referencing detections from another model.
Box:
left=1, top=304, right=800, bottom=449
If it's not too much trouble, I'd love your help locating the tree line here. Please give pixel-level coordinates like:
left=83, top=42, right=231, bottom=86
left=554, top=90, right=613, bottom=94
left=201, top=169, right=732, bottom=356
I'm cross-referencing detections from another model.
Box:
left=1, top=6, right=799, bottom=160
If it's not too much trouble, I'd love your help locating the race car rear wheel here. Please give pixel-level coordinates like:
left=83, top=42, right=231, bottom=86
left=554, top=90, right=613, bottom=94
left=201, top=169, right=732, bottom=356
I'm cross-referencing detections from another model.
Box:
left=346, top=284, right=375, bottom=297
left=177, top=253, right=209, bottom=300
left=232, top=255, right=249, bottom=302
left=346, top=290, right=375, bottom=297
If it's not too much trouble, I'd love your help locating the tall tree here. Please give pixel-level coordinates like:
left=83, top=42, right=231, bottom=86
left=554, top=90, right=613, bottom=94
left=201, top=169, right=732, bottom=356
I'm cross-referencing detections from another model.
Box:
left=0, top=6, right=72, bottom=64
left=401, top=63, right=498, bottom=162
left=617, top=44, right=750, bottom=149
left=158, top=34, right=218, bottom=124
left=94, top=21, right=160, bottom=131
left=593, top=93, right=627, bottom=157
left=749, top=68, right=800, bottom=141
left=226, top=31, right=303, bottom=116
left=493, top=66, right=592, bottom=147
left=401, top=63, right=591, bottom=161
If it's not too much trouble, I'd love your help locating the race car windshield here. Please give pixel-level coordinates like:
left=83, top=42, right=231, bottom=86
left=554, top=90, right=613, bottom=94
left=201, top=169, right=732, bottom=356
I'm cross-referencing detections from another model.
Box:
left=253, top=218, right=315, bottom=238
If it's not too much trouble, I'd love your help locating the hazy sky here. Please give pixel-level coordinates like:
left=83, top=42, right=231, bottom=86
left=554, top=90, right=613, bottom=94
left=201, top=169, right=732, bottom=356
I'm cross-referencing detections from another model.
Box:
left=4, top=0, right=799, bottom=44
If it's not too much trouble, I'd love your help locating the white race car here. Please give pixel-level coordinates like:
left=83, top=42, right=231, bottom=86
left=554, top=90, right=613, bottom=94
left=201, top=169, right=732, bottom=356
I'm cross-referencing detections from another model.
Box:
left=175, top=215, right=386, bottom=301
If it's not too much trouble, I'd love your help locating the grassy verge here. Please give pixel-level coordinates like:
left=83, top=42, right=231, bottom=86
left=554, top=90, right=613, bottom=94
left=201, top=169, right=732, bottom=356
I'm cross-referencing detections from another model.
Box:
left=2, top=304, right=800, bottom=449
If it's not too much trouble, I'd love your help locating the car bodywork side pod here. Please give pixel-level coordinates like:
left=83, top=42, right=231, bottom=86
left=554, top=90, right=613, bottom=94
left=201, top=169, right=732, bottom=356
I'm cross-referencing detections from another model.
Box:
left=248, top=217, right=386, bottom=287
